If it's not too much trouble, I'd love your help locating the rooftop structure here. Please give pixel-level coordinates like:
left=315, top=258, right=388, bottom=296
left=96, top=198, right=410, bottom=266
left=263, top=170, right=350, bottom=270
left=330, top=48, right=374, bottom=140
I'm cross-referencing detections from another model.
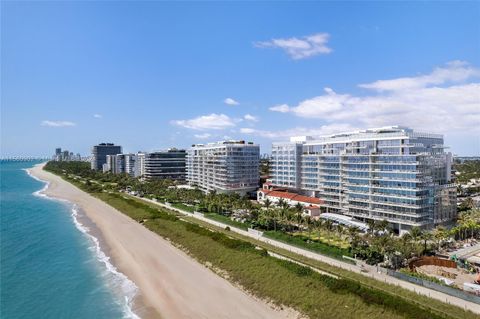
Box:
left=257, top=189, right=323, bottom=206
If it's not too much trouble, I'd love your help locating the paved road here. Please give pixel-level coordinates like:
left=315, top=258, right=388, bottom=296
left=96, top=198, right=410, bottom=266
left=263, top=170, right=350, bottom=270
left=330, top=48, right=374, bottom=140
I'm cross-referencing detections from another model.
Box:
left=139, top=197, right=480, bottom=314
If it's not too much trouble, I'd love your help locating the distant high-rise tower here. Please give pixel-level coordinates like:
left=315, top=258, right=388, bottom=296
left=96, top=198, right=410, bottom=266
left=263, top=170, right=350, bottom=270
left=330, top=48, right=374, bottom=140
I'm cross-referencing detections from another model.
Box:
left=91, top=143, right=122, bottom=170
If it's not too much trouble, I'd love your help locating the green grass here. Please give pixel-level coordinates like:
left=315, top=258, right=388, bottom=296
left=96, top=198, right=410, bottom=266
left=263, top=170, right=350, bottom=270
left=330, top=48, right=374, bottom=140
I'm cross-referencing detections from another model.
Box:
left=170, top=202, right=196, bottom=213
left=264, top=230, right=352, bottom=261
left=204, top=213, right=250, bottom=230
left=293, top=231, right=350, bottom=249
left=45, top=169, right=478, bottom=319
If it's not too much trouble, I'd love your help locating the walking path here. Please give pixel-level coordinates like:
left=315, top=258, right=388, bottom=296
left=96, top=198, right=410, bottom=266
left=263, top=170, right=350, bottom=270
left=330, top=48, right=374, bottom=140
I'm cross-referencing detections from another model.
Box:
left=139, top=196, right=480, bottom=314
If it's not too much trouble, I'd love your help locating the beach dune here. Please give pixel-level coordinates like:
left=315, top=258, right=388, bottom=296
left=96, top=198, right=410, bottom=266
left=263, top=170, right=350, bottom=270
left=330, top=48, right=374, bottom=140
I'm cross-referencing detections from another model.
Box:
left=29, top=164, right=296, bottom=319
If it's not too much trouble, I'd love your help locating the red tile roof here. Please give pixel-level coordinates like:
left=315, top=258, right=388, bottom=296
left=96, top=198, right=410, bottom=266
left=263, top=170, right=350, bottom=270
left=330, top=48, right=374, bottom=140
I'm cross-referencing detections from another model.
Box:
left=262, top=190, right=323, bottom=205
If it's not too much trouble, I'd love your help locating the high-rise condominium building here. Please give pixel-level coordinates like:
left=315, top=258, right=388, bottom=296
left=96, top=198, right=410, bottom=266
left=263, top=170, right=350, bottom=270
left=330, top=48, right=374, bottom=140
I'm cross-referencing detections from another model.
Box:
left=54, top=148, right=62, bottom=161
left=134, top=153, right=146, bottom=178
left=144, top=149, right=186, bottom=180
left=104, top=154, right=126, bottom=174
left=271, top=126, right=456, bottom=232
left=186, top=141, right=260, bottom=195
left=124, top=154, right=136, bottom=177
left=91, top=143, right=122, bottom=170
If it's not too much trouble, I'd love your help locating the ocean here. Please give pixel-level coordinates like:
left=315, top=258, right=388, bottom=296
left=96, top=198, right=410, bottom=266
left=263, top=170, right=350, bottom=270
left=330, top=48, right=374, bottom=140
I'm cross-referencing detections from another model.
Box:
left=0, top=161, right=139, bottom=319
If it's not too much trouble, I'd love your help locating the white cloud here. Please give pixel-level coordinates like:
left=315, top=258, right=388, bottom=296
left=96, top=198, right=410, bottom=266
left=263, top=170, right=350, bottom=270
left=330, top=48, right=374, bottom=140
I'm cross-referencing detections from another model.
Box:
left=269, top=61, right=480, bottom=134
left=269, top=104, right=290, bottom=113
left=172, top=113, right=235, bottom=130
left=359, top=60, right=480, bottom=91
left=93, top=114, right=102, bottom=118
left=255, top=33, right=332, bottom=60
left=244, top=114, right=259, bottom=122
left=194, top=133, right=211, bottom=139
left=240, top=128, right=256, bottom=134
left=240, top=124, right=358, bottom=140
left=41, top=120, right=76, bottom=127
left=224, top=98, right=239, bottom=105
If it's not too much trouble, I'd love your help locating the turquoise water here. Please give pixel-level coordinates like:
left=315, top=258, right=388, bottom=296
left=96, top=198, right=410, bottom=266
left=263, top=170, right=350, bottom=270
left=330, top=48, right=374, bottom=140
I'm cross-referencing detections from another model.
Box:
left=1, top=161, right=138, bottom=319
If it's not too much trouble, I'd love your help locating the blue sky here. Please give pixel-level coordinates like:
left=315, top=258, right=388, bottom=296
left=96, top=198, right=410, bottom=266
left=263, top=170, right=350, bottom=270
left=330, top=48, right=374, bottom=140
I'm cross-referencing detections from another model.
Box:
left=2, top=1, right=479, bottom=156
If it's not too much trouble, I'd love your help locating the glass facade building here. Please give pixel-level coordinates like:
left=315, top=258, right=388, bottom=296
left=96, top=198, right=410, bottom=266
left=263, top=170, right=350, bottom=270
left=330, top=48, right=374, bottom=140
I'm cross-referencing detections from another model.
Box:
left=144, top=149, right=187, bottom=180
left=91, top=143, right=122, bottom=170
left=186, top=141, right=260, bottom=195
left=271, top=126, right=456, bottom=232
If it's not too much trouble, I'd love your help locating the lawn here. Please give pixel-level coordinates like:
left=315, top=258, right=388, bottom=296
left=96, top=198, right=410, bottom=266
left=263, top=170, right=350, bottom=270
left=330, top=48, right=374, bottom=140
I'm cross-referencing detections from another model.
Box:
left=204, top=213, right=250, bottom=230
left=264, top=230, right=352, bottom=261
left=292, top=230, right=350, bottom=249
left=170, top=202, right=196, bottom=213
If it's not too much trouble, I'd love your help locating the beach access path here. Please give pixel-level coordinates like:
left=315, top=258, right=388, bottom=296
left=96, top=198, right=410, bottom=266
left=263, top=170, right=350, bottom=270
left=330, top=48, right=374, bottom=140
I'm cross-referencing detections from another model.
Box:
left=28, top=164, right=297, bottom=319
left=138, top=197, right=480, bottom=314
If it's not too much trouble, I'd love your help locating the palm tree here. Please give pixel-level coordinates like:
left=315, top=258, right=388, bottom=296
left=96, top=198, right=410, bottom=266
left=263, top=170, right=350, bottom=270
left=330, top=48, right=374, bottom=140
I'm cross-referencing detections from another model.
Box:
left=378, top=219, right=390, bottom=234
left=409, top=226, right=423, bottom=256
left=420, top=231, right=434, bottom=255
left=366, top=219, right=376, bottom=236
left=409, top=226, right=422, bottom=244
left=264, top=198, right=272, bottom=209
left=294, top=203, right=304, bottom=228
left=347, top=226, right=361, bottom=247
left=457, top=212, right=469, bottom=241
left=399, top=233, right=413, bottom=258
left=433, top=225, right=447, bottom=251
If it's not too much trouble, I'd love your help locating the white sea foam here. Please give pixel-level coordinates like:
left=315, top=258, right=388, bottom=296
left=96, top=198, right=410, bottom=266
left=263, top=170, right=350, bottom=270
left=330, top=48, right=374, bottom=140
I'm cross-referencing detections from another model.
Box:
left=24, top=168, right=53, bottom=199
left=25, top=167, right=141, bottom=319
left=71, top=206, right=140, bottom=319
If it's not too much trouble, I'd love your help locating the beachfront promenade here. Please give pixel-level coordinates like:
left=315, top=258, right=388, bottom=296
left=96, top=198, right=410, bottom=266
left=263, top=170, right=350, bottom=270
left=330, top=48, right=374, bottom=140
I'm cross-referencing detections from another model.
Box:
left=138, top=196, right=480, bottom=314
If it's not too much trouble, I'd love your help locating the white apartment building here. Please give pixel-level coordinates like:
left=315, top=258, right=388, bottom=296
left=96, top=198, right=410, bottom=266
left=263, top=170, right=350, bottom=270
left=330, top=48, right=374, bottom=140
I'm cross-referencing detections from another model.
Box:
left=104, top=154, right=126, bottom=174
left=124, top=154, right=136, bottom=177
left=134, top=153, right=146, bottom=178
left=271, top=126, right=456, bottom=233
left=186, top=141, right=260, bottom=195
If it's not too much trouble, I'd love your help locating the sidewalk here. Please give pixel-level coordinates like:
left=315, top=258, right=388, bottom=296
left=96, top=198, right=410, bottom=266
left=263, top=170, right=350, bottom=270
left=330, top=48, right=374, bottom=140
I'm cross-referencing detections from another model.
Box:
left=140, top=197, right=480, bottom=314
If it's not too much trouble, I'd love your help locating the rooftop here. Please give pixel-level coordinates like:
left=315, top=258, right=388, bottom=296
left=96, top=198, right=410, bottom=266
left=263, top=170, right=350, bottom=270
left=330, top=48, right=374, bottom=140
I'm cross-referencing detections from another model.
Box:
left=262, top=190, right=323, bottom=205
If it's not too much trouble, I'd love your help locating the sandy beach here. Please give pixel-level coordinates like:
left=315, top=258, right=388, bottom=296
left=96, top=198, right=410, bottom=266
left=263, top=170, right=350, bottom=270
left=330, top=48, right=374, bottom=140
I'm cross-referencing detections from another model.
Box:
left=28, top=163, right=296, bottom=319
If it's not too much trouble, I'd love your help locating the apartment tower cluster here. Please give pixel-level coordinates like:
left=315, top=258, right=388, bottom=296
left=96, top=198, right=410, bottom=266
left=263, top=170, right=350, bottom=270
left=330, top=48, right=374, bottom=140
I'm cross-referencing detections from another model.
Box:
left=89, top=126, right=456, bottom=230
left=52, top=147, right=81, bottom=162
left=269, top=126, right=456, bottom=232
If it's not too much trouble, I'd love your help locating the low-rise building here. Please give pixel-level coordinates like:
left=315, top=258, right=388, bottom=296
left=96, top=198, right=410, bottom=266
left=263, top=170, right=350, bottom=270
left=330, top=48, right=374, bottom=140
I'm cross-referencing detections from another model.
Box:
left=257, top=189, right=323, bottom=207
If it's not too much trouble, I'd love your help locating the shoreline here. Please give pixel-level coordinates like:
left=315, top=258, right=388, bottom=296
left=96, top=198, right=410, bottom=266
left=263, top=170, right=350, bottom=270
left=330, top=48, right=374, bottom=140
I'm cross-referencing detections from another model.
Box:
left=28, top=163, right=296, bottom=319
left=25, top=166, right=146, bottom=318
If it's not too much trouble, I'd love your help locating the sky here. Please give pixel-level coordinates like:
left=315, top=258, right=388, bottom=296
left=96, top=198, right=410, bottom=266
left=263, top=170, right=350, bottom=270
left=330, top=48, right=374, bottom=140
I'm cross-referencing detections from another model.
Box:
left=2, top=1, right=479, bottom=157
